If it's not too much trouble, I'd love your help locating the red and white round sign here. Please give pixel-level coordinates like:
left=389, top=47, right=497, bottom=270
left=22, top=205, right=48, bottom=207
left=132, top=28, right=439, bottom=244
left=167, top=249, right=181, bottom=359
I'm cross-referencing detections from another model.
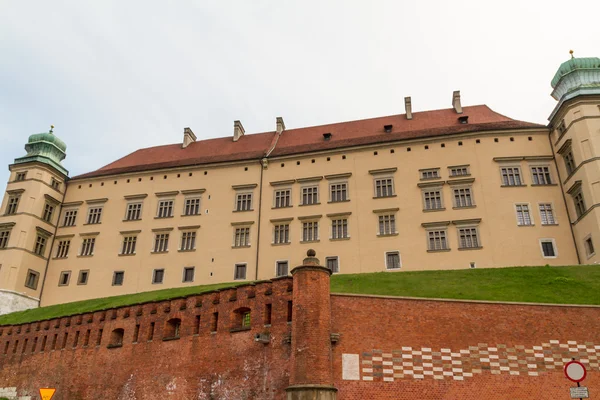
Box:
left=564, top=360, right=587, bottom=383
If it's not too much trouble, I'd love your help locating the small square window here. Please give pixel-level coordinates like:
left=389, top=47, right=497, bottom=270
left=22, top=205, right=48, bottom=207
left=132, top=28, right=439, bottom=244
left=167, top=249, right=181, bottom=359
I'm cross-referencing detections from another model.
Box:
left=183, top=267, right=195, bottom=283
left=15, top=172, right=27, bottom=181
left=58, top=271, right=71, bottom=286
left=234, top=264, right=247, bottom=280
left=276, top=261, right=288, bottom=277
left=152, top=269, right=165, bottom=284
left=540, top=239, right=557, bottom=258
left=112, top=271, right=125, bottom=286
left=585, top=236, right=595, bottom=258
left=78, top=270, right=89, bottom=285
left=420, top=169, right=440, bottom=180
left=385, top=251, right=401, bottom=270
left=25, top=269, right=40, bottom=290
left=326, top=256, right=339, bottom=273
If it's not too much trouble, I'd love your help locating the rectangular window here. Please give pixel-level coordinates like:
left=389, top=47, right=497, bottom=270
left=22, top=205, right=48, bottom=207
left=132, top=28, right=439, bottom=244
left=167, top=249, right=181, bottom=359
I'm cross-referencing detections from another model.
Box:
left=180, top=231, right=196, bottom=251
left=0, top=230, right=11, bottom=249
left=428, top=230, right=448, bottom=251
left=125, top=203, right=142, bottom=221
left=15, top=172, right=27, bottom=181
left=453, top=187, right=473, bottom=208
left=153, top=233, right=169, bottom=253
left=302, top=186, right=318, bottom=205
left=531, top=166, right=552, bottom=185
left=326, top=256, right=339, bottom=273
left=78, top=270, right=89, bottom=285
left=421, top=169, right=440, bottom=180
left=302, top=221, right=319, bottom=242
left=86, top=207, right=103, bottom=224
left=329, top=183, right=348, bottom=202
left=34, top=235, right=47, bottom=256
left=235, top=193, right=253, bottom=211
left=42, top=203, right=55, bottom=223
left=331, top=218, right=348, bottom=239
left=234, top=227, right=250, bottom=247
left=423, top=190, right=443, bottom=210
left=157, top=200, right=174, bottom=218
left=121, top=236, right=137, bottom=255
left=63, top=209, right=77, bottom=226
left=6, top=195, right=20, bottom=215
left=152, top=269, right=164, bottom=284
left=458, top=227, right=480, bottom=249
left=183, top=267, right=195, bottom=283
left=585, top=237, right=595, bottom=257
left=539, top=203, right=556, bottom=225
left=378, top=214, right=396, bottom=235
left=80, top=237, right=96, bottom=256
left=234, top=264, right=246, bottom=280
left=273, top=224, right=290, bottom=244
left=449, top=166, right=469, bottom=177
left=374, top=178, right=394, bottom=198
left=55, top=240, right=70, bottom=258
left=276, top=261, right=289, bottom=277
left=51, top=178, right=60, bottom=190
left=386, top=251, right=401, bottom=270
left=540, top=240, right=557, bottom=258
left=112, top=271, right=125, bottom=286
left=573, top=191, right=586, bottom=218
left=58, top=271, right=70, bottom=286
left=274, top=189, right=291, bottom=208
left=500, top=167, right=522, bottom=186
left=515, top=204, right=533, bottom=226
left=184, top=198, right=201, bottom=216
left=25, top=269, right=40, bottom=290
left=563, top=151, right=576, bottom=175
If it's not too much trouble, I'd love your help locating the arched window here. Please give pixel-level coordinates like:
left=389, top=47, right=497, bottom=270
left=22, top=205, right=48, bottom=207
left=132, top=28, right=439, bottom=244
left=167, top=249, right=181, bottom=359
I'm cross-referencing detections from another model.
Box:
left=232, top=307, right=251, bottom=331
left=163, top=318, right=181, bottom=340
left=108, top=328, right=124, bottom=348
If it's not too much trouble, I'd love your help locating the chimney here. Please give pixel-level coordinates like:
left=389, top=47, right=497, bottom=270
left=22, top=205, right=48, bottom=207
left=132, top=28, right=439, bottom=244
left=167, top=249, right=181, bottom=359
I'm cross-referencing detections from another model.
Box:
left=404, top=96, right=413, bottom=120
left=233, top=120, right=245, bottom=142
left=452, top=91, right=463, bottom=114
left=182, top=127, right=197, bottom=149
left=276, top=117, right=286, bottom=134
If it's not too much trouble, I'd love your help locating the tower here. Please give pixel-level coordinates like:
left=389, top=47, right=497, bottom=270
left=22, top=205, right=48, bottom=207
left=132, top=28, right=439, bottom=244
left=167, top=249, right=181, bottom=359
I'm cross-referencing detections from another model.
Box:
left=549, top=53, right=600, bottom=263
left=0, top=127, right=68, bottom=315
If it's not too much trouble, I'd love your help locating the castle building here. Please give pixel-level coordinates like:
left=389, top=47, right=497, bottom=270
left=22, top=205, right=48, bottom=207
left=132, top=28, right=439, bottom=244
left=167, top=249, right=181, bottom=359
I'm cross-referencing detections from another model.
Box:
left=1, top=55, right=599, bottom=315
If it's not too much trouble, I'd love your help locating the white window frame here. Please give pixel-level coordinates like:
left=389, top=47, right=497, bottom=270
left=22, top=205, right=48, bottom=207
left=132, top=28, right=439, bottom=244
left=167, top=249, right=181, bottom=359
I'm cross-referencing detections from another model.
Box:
left=584, top=235, right=596, bottom=258
left=325, top=256, right=340, bottom=273
left=448, top=165, right=470, bottom=177
left=422, top=187, right=444, bottom=211
left=452, top=185, right=474, bottom=208
left=273, top=188, right=292, bottom=208
left=182, top=266, right=195, bottom=283
left=385, top=251, right=402, bottom=270
left=273, top=223, right=290, bottom=244
left=152, top=268, right=165, bottom=284
left=86, top=206, right=103, bottom=224
left=500, top=166, right=524, bottom=186
left=125, top=202, right=143, bottom=221
left=301, top=221, right=319, bottom=242
left=330, top=218, right=349, bottom=240
left=235, top=192, right=253, bottom=211
left=80, top=236, right=96, bottom=256
left=275, top=260, right=289, bottom=277
left=233, top=226, right=251, bottom=247
left=62, top=208, right=78, bottom=227
left=373, top=176, right=395, bottom=198
left=456, top=225, right=481, bottom=249
left=329, top=181, right=349, bottom=203
left=180, top=230, right=197, bottom=251
left=514, top=203, right=534, bottom=226
left=234, top=263, right=247, bottom=280
left=153, top=232, right=170, bottom=253
left=538, top=202, right=557, bottom=225
left=55, top=239, right=71, bottom=259
left=420, top=168, right=441, bottom=180
left=426, top=229, right=449, bottom=251
left=300, top=185, right=319, bottom=205
left=183, top=197, right=201, bottom=216
left=120, top=235, right=137, bottom=255
left=156, top=199, right=174, bottom=218
left=530, top=165, right=553, bottom=185
left=539, top=238, right=558, bottom=259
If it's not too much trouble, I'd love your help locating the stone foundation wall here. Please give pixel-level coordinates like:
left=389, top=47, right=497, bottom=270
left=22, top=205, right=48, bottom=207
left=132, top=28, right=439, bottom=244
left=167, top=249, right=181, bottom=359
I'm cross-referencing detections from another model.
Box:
left=0, top=290, right=39, bottom=316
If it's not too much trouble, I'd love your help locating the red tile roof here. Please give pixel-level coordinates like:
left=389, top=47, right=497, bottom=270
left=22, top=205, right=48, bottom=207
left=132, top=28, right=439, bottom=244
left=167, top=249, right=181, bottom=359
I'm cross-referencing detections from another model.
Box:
left=73, top=105, right=545, bottom=179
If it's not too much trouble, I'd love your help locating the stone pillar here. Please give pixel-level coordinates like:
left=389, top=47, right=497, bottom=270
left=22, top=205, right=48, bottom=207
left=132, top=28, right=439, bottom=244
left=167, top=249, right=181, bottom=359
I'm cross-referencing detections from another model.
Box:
left=286, top=250, right=337, bottom=400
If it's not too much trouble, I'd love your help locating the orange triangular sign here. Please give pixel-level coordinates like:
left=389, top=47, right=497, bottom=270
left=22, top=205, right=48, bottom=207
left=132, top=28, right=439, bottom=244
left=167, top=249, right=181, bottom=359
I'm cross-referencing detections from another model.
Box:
left=39, top=388, right=56, bottom=400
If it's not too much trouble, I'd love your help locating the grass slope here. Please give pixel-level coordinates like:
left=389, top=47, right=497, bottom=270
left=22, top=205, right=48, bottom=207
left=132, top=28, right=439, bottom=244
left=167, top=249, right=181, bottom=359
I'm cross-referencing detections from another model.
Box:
left=0, top=282, right=244, bottom=326
left=331, top=265, right=600, bottom=305
left=1, top=265, right=599, bottom=326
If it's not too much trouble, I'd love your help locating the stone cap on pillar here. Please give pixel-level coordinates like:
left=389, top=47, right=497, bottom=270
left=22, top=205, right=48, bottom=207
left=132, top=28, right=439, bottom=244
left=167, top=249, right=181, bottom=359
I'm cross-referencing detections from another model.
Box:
left=291, top=249, right=332, bottom=276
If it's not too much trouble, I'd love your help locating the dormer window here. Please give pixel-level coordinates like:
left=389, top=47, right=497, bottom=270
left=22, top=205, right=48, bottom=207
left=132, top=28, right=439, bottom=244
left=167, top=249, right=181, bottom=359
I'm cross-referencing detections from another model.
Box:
left=323, top=133, right=332, bottom=141
left=458, top=116, right=469, bottom=124
left=384, top=124, right=393, bottom=133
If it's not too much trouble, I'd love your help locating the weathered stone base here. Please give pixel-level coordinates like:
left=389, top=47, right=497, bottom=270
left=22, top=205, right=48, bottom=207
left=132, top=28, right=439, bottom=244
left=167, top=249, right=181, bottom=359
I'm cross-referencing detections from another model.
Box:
left=0, top=290, right=39, bottom=316
left=286, top=384, right=338, bottom=400
left=0, top=386, right=31, bottom=400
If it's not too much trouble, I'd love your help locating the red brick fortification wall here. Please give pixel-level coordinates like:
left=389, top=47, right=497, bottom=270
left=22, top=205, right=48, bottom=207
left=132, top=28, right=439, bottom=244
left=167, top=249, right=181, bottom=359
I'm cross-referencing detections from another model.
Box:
left=331, top=294, right=600, bottom=400
left=0, top=278, right=293, bottom=400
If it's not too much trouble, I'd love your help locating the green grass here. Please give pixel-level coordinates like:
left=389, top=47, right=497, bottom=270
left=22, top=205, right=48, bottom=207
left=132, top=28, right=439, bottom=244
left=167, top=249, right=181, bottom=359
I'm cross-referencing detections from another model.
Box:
left=0, top=281, right=245, bottom=326
left=2, top=265, right=599, bottom=326
left=331, top=265, right=600, bottom=305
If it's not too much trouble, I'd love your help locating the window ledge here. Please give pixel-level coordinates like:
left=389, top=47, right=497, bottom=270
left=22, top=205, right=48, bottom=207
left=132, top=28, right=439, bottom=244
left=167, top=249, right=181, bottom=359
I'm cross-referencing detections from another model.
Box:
left=83, top=223, right=102, bottom=226
left=427, top=249, right=451, bottom=253
left=423, top=208, right=446, bottom=213
left=122, top=219, right=142, bottom=222
left=452, top=205, right=476, bottom=210
left=377, top=233, right=399, bottom=237
left=517, top=224, right=535, bottom=227
left=106, top=344, right=123, bottom=349
left=180, top=214, right=201, bottom=217
left=52, top=257, right=68, bottom=260
left=385, top=267, right=402, bottom=272
left=541, top=223, right=559, bottom=226
left=272, top=206, right=293, bottom=209
left=300, top=240, right=320, bottom=244
left=531, top=184, right=558, bottom=187
left=154, top=216, right=174, bottom=219
left=162, top=336, right=181, bottom=342
left=271, top=242, right=291, bottom=246
left=230, top=327, right=252, bottom=333
left=328, top=199, right=351, bottom=204
left=299, top=203, right=320, bottom=207
left=151, top=251, right=169, bottom=254
left=500, top=184, right=527, bottom=188
left=118, top=253, right=136, bottom=257
left=458, top=246, right=483, bottom=251
left=178, top=249, right=196, bottom=252
left=233, top=209, right=254, bottom=213
left=420, top=177, right=442, bottom=182
left=373, top=195, right=397, bottom=199
left=231, top=245, right=251, bottom=249
left=77, top=255, right=94, bottom=258
left=330, top=237, right=350, bottom=241
left=61, top=225, right=76, bottom=228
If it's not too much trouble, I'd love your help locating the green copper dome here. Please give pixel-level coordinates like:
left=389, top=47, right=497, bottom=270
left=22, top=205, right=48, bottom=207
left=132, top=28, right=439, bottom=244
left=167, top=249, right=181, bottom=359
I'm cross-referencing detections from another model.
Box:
left=551, top=57, right=600, bottom=88
left=13, top=127, right=68, bottom=176
left=550, top=56, right=600, bottom=102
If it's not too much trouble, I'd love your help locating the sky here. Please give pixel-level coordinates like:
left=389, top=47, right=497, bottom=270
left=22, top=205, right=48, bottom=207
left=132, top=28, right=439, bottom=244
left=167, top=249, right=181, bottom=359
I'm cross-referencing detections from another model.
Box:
left=1, top=1, right=599, bottom=185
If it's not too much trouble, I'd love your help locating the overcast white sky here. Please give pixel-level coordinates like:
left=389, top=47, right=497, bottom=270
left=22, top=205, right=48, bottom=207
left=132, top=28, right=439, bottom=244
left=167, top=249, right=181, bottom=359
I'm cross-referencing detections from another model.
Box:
left=1, top=1, right=599, bottom=184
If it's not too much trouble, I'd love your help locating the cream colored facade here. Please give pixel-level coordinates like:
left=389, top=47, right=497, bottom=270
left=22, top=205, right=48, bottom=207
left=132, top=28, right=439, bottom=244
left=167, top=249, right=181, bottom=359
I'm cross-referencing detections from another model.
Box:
left=1, top=56, right=599, bottom=312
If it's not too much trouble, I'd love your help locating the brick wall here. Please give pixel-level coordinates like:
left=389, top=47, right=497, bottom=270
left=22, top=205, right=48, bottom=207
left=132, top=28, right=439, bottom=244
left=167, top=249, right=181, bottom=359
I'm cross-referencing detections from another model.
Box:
left=331, top=294, right=600, bottom=400
left=0, top=278, right=293, bottom=400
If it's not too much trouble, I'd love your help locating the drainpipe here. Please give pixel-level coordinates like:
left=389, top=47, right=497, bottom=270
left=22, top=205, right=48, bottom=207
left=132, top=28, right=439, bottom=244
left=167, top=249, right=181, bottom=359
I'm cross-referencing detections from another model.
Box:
left=254, top=159, right=266, bottom=280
